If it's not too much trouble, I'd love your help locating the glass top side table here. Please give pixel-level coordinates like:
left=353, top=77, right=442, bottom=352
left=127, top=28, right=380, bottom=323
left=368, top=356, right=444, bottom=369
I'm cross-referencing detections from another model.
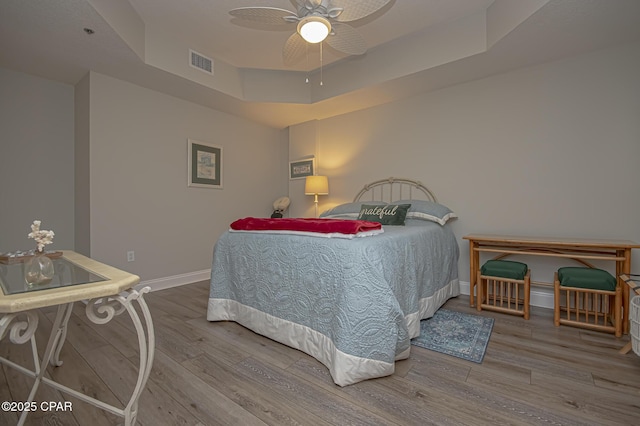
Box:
left=0, top=250, right=139, bottom=314
left=0, top=250, right=153, bottom=426
left=0, top=255, right=105, bottom=296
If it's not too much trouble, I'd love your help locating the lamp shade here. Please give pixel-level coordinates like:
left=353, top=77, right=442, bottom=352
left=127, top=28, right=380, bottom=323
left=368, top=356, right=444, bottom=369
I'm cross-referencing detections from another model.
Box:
left=305, top=175, right=329, bottom=195
left=297, top=16, right=331, bottom=43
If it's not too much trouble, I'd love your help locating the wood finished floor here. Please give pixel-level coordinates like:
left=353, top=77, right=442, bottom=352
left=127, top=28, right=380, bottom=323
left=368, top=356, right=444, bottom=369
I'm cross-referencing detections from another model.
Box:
left=2, top=280, right=640, bottom=426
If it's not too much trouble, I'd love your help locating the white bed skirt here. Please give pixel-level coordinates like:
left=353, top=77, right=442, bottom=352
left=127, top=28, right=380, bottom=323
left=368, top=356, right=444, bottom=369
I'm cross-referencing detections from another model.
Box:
left=207, top=278, right=460, bottom=386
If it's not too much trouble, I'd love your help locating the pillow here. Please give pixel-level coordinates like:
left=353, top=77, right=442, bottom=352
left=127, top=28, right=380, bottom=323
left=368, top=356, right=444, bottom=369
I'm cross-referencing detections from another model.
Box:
left=321, top=200, right=457, bottom=225
left=358, top=204, right=411, bottom=226
left=320, top=202, right=368, bottom=218
left=395, top=199, right=457, bottom=225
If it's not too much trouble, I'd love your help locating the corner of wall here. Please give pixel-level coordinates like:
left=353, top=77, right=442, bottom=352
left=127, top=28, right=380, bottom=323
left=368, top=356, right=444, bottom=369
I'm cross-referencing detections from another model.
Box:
left=74, top=73, right=91, bottom=256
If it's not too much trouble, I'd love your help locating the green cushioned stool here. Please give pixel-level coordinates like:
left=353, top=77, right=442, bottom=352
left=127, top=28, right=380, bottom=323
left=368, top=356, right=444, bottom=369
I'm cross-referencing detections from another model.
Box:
left=481, top=260, right=528, bottom=280
left=478, top=260, right=530, bottom=319
left=557, top=267, right=617, bottom=291
left=554, top=267, right=621, bottom=337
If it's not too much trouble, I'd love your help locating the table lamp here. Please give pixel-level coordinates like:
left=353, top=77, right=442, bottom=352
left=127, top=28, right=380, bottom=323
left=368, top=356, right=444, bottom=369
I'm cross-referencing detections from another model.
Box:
left=305, top=175, right=329, bottom=218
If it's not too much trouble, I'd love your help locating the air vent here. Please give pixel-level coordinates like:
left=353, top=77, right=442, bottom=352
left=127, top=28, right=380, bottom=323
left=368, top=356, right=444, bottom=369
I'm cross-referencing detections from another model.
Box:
left=189, top=49, right=213, bottom=75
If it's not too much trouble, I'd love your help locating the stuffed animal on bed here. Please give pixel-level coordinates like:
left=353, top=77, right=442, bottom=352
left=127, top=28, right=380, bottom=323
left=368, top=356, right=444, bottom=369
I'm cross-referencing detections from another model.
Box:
left=270, top=196, right=290, bottom=218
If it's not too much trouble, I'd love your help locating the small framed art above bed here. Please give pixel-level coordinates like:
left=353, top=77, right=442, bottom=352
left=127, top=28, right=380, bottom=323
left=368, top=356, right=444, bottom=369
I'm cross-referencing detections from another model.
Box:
left=207, top=177, right=460, bottom=386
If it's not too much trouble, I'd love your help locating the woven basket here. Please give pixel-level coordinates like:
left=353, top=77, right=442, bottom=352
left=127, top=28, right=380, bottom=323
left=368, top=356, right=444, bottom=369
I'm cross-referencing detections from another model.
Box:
left=631, top=295, right=640, bottom=356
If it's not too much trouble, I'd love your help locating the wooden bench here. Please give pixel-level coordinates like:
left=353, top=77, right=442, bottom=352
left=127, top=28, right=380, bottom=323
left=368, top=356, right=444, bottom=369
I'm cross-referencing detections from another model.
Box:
left=464, top=234, right=640, bottom=334
left=477, top=260, right=530, bottom=319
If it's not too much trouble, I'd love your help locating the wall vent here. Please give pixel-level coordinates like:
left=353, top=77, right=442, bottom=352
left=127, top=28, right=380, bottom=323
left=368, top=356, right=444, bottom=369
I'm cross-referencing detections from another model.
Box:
left=189, top=49, right=213, bottom=75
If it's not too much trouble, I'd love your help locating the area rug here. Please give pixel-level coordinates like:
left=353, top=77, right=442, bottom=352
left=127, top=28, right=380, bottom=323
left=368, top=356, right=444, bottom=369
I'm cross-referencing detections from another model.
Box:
left=411, top=309, right=494, bottom=363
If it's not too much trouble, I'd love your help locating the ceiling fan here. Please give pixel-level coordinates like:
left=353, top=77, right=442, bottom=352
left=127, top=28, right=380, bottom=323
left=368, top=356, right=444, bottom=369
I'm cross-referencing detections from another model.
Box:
left=229, top=0, right=391, bottom=65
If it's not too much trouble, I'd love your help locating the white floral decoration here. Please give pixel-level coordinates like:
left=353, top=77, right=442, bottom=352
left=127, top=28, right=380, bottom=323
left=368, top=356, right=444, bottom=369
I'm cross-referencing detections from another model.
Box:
left=28, top=220, right=55, bottom=253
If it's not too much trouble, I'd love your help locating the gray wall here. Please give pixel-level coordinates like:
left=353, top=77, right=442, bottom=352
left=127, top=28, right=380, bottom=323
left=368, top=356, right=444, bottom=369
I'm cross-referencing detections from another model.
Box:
left=82, top=72, right=288, bottom=281
left=1, top=68, right=288, bottom=284
left=74, top=73, right=91, bottom=255
left=0, top=68, right=75, bottom=252
left=289, top=41, right=640, bottom=289
left=2, top=40, right=639, bottom=291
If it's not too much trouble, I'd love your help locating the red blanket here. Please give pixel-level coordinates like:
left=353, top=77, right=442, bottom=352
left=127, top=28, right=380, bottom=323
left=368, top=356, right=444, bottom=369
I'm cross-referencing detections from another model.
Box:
left=230, top=217, right=382, bottom=235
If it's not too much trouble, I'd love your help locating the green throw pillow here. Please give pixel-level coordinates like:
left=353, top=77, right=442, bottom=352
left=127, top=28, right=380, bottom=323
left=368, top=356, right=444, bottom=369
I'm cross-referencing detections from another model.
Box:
left=358, top=204, right=411, bottom=226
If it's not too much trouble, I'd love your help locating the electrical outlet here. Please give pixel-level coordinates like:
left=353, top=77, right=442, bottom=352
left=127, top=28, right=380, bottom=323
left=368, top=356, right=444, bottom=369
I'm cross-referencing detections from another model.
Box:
left=127, top=251, right=135, bottom=262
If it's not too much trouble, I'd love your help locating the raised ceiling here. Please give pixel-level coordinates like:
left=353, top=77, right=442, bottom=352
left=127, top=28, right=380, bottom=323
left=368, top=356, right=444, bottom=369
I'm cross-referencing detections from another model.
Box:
left=1, top=0, right=639, bottom=129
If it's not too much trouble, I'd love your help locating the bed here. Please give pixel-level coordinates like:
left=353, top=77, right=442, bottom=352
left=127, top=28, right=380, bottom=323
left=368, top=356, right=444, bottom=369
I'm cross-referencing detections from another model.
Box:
left=207, top=177, right=460, bottom=386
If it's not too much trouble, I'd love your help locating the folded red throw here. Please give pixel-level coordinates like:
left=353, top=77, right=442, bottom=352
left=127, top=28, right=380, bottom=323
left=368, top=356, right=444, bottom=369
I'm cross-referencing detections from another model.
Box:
left=230, top=217, right=382, bottom=235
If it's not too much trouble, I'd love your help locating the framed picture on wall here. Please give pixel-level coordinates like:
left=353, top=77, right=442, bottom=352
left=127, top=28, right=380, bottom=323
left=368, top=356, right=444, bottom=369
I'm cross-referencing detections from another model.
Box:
left=188, top=139, right=223, bottom=188
left=289, top=157, right=315, bottom=180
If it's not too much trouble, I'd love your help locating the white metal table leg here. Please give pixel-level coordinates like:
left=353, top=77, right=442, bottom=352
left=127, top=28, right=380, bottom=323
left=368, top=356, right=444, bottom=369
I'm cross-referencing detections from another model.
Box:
left=86, top=287, right=154, bottom=425
left=51, top=302, right=74, bottom=367
left=0, top=311, right=40, bottom=379
left=16, top=302, right=73, bottom=426
left=1, top=288, right=154, bottom=426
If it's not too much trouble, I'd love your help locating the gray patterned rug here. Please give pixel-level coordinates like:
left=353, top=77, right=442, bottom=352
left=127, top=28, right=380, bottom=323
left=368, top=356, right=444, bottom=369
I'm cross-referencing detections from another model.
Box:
left=411, top=309, right=494, bottom=363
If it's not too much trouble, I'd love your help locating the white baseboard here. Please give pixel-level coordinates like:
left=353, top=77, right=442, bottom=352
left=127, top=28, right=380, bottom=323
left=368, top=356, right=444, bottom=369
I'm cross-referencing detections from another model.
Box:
left=136, top=274, right=554, bottom=310
left=135, top=269, right=211, bottom=292
left=459, top=280, right=554, bottom=310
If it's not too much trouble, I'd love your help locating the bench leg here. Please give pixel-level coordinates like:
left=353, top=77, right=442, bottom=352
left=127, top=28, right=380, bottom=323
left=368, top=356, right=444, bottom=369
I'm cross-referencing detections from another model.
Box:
left=524, top=271, right=531, bottom=320
left=614, top=286, right=622, bottom=338
left=476, top=271, right=483, bottom=312
left=553, top=272, right=560, bottom=327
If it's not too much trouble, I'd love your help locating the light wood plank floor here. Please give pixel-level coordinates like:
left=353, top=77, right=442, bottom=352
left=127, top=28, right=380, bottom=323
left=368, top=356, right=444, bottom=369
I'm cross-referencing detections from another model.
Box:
left=2, top=281, right=640, bottom=425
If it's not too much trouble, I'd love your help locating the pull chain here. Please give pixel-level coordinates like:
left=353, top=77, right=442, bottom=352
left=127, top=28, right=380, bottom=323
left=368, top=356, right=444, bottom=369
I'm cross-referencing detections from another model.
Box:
left=320, top=42, right=323, bottom=86
left=305, top=42, right=309, bottom=83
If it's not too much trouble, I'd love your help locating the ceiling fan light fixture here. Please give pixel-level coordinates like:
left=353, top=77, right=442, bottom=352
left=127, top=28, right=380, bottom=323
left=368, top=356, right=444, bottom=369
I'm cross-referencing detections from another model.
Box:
left=297, top=16, right=331, bottom=43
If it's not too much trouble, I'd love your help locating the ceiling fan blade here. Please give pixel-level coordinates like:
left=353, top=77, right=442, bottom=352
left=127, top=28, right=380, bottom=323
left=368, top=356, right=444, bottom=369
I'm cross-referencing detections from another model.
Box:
left=330, top=0, right=390, bottom=22
left=289, top=0, right=321, bottom=12
left=325, top=23, right=367, bottom=55
left=303, top=0, right=322, bottom=10
left=290, top=0, right=304, bottom=11
left=229, top=7, right=298, bottom=25
left=283, top=32, right=307, bottom=65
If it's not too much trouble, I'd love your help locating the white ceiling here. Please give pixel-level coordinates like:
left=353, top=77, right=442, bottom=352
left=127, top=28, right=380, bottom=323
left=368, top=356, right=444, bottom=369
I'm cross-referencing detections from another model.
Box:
left=128, top=0, right=494, bottom=71
left=1, top=0, right=640, bottom=129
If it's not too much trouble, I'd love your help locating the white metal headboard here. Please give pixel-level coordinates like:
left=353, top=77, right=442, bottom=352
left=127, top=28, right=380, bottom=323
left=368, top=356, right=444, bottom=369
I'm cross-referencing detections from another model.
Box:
left=353, top=177, right=437, bottom=203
